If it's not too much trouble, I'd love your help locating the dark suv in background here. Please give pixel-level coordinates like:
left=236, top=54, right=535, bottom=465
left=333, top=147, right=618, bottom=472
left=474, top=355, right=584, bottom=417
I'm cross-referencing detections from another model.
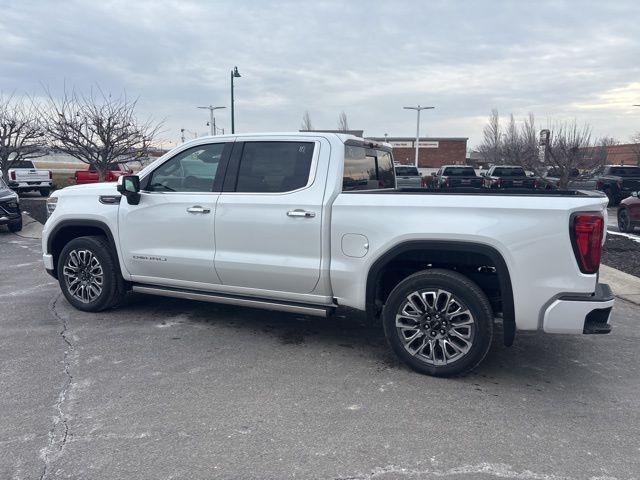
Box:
left=0, top=174, right=22, bottom=232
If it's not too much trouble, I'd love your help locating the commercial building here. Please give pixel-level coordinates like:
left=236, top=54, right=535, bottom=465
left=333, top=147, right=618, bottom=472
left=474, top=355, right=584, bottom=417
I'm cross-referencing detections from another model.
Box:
left=367, top=137, right=468, bottom=168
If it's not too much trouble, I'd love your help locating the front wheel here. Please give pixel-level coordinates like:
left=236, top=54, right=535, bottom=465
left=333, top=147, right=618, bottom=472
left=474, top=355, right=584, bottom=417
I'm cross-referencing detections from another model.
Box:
left=57, top=236, right=126, bottom=312
left=618, top=208, right=632, bottom=233
left=8, top=218, right=22, bottom=232
left=382, top=269, right=493, bottom=377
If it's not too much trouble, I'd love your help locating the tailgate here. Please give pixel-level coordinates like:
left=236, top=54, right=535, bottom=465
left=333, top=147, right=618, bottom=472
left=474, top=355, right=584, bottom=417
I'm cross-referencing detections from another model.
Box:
left=502, top=177, right=536, bottom=188
left=450, top=177, right=483, bottom=187
left=14, top=169, right=50, bottom=182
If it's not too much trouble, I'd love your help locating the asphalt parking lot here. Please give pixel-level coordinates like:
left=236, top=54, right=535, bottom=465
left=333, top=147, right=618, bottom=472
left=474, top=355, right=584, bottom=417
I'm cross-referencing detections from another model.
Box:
left=1, top=228, right=640, bottom=480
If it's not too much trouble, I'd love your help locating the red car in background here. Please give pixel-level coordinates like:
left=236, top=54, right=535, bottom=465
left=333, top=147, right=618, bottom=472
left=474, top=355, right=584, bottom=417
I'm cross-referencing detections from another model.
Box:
left=74, top=163, right=132, bottom=184
left=617, top=191, right=640, bottom=233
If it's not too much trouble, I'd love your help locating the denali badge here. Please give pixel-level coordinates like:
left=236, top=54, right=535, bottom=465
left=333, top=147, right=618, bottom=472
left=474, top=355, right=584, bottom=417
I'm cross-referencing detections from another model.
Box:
left=133, top=255, right=167, bottom=262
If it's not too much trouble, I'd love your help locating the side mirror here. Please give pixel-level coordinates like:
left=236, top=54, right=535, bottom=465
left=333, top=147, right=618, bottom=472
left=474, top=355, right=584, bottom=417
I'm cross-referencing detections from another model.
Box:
left=633, top=191, right=638, bottom=198
left=117, top=175, right=141, bottom=205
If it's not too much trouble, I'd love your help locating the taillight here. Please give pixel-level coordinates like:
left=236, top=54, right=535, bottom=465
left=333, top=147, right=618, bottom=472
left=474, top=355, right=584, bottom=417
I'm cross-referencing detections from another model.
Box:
left=617, top=179, right=623, bottom=189
left=444, top=177, right=449, bottom=187
left=495, top=178, right=501, bottom=187
left=570, top=213, right=603, bottom=274
left=595, top=180, right=602, bottom=190
left=10, top=171, right=16, bottom=181
left=534, top=179, right=539, bottom=189
left=48, top=170, right=52, bottom=179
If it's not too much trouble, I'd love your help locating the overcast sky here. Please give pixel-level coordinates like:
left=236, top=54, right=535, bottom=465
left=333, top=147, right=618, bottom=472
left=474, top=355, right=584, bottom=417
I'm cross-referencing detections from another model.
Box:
left=1, top=0, right=639, bottom=149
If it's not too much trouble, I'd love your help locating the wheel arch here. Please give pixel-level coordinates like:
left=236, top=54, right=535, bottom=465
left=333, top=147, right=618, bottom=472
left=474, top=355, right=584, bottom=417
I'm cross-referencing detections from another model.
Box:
left=47, top=219, right=121, bottom=279
left=365, top=240, right=516, bottom=346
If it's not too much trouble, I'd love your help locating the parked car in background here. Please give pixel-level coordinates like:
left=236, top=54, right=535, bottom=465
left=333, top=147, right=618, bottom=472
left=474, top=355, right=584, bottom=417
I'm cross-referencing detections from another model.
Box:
left=433, top=165, right=483, bottom=189
left=536, top=168, right=591, bottom=191
left=481, top=165, right=536, bottom=189
left=590, top=165, right=640, bottom=206
left=7, top=160, right=52, bottom=197
left=394, top=165, right=422, bottom=188
left=43, top=132, right=613, bottom=377
left=617, top=191, right=640, bottom=233
left=75, top=163, right=132, bottom=185
left=0, top=173, right=22, bottom=232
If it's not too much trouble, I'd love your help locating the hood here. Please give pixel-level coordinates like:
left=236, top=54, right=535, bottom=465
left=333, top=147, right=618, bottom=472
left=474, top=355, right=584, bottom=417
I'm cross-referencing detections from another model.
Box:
left=54, top=182, right=119, bottom=197
left=0, top=187, right=18, bottom=201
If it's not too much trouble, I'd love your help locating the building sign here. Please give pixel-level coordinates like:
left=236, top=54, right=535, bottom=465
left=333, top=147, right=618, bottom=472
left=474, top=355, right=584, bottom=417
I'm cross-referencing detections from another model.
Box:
left=389, top=141, right=413, bottom=148
left=418, top=141, right=439, bottom=148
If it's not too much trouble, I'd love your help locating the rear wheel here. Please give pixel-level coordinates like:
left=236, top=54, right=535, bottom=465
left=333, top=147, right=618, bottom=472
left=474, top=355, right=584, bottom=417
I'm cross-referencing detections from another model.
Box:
left=57, top=236, right=126, bottom=312
left=618, top=208, right=632, bottom=233
left=382, top=269, right=493, bottom=377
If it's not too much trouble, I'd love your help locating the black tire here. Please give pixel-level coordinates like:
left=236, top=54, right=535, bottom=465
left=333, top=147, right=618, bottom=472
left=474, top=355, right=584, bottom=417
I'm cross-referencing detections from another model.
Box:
left=382, top=269, right=493, bottom=377
left=57, top=236, right=127, bottom=312
left=618, top=208, right=632, bottom=233
left=604, top=189, right=617, bottom=207
left=39, top=188, right=50, bottom=197
left=8, top=218, right=22, bottom=232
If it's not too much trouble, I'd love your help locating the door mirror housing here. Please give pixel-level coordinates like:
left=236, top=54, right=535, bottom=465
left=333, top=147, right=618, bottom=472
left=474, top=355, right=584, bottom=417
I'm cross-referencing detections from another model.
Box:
left=117, top=175, right=141, bottom=205
left=632, top=191, right=638, bottom=198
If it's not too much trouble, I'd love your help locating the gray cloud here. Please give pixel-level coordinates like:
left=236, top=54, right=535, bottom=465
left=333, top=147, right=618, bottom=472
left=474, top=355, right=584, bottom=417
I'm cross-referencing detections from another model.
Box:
left=1, top=0, right=639, bottom=148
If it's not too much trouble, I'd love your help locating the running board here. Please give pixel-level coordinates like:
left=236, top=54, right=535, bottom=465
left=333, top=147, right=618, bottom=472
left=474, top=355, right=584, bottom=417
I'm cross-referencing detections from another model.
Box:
left=132, top=284, right=332, bottom=317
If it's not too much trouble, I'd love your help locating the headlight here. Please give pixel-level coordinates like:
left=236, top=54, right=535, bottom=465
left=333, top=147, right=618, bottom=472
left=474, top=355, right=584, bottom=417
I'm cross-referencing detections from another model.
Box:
left=46, top=197, right=58, bottom=216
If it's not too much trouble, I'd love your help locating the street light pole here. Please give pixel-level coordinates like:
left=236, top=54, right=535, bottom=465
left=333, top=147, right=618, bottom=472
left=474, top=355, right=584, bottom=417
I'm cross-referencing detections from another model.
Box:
left=230, top=66, right=241, bottom=134
left=197, top=105, right=226, bottom=136
left=403, top=105, right=435, bottom=168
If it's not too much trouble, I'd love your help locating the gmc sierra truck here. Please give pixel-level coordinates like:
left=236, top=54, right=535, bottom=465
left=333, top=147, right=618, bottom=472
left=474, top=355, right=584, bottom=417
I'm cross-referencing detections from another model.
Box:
left=42, top=133, right=614, bottom=377
left=7, top=160, right=53, bottom=196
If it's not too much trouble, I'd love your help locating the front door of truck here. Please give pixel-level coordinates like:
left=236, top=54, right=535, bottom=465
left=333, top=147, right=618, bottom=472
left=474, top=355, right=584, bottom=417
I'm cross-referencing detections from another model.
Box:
left=214, top=138, right=325, bottom=294
left=118, top=141, right=231, bottom=287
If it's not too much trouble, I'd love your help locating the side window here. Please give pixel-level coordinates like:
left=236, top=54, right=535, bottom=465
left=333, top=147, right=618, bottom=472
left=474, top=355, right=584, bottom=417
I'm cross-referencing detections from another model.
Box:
left=235, top=142, right=314, bottom=193
left=343, top=146, right=396, bottom=191
left=146, top=143, right=225, bottom=192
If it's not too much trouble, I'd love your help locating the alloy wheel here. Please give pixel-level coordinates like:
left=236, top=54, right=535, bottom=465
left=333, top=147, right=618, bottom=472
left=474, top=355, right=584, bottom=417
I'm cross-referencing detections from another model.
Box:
left=395, top=289, right=476, bottom=366
left=63, top=249, right=104, bottom=303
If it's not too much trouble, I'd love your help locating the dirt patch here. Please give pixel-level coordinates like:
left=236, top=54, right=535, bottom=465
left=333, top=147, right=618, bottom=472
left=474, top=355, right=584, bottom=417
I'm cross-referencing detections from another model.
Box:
left=602, top=234, right=640, bottom=278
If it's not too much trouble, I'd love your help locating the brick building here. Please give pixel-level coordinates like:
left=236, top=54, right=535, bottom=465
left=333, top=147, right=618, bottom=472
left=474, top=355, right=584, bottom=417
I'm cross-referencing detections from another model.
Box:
left=601, top=143, right=640, bottom=165
left=367, top=137, right=468, bottom=168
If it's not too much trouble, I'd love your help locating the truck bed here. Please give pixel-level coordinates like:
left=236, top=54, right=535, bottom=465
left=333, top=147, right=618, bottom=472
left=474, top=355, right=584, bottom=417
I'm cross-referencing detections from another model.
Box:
left=368, top=187, right=606, bottom=197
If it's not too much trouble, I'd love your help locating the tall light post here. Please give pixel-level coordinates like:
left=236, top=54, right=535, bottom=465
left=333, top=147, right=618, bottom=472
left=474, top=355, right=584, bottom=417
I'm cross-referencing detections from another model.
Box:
left=197, top=105, right=226, bottom=136
left=230, top=66, right=241, bottom=134
left=403, top=105, right=435, bottom=168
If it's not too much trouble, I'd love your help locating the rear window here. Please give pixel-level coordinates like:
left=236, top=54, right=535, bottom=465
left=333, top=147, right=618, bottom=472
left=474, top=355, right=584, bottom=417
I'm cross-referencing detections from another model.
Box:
left=343, top=146, right=395, bottom=191
left=492, top=167, right=525, bottom=177
left=395, top=166, right=419, bottom=176
left=13, top=160, right=35, bottom=169
left=608, top=167, right=640, bottom=176
left=443, top=167, right=476, bottom=176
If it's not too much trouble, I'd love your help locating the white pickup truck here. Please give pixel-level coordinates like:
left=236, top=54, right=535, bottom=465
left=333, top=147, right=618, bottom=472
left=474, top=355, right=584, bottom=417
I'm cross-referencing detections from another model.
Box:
left=42, top=133, right=614, bottom=376
left=7, top=160, right=52, bottom=196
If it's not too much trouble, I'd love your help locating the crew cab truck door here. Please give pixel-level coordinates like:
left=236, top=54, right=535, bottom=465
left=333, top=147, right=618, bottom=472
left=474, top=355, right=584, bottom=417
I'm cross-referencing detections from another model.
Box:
left=117, top=141, right=232, bottom=286
left=214, top=138, right=326, bottom=294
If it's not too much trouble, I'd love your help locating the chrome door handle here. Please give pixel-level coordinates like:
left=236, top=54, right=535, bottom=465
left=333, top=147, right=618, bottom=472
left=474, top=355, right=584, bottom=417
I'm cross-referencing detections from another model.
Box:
left=287, top=209, right=316, bottom=218
left=187, top=205, right=211, bottom=214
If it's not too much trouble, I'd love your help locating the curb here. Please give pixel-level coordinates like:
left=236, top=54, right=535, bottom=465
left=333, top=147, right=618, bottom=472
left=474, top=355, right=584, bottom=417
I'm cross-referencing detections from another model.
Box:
left=14, top=213, right=43, bottom=240
left=600, top=264, right=640, bottom=306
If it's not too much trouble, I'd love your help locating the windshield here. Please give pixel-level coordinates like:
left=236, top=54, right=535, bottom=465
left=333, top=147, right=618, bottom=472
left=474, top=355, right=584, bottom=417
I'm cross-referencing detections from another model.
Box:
left=492, top=167, right=526, bottom=177
left=443, top=167, right=476, bottom=176
left=609, top=166, right=640, bottom=176
left=395, top=166, right=419, bottom=176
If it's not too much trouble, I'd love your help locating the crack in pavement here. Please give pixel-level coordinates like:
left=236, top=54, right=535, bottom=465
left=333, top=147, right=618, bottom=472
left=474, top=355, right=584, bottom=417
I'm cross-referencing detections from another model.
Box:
left=39, top=293, right=74, bottom=480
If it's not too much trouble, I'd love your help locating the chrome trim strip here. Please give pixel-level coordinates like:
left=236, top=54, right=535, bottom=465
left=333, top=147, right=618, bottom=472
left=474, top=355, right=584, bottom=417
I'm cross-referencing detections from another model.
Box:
left=132, top=284, right=330, bottom=317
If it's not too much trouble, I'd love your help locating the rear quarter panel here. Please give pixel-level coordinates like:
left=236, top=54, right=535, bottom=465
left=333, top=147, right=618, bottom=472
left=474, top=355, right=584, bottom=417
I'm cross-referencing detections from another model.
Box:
left=330, top=192, right=608, bottom=331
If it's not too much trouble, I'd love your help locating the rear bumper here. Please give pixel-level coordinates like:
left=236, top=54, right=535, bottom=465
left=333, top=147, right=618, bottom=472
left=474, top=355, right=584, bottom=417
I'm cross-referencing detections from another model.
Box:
left=542, top=283, right=614, bottom=334
left=9, top=181, right=52, bottom=190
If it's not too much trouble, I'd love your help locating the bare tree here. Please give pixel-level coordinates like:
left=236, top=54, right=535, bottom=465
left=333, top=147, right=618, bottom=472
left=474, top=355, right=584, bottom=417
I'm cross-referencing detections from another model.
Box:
left=630, top=132, right=640, bottom=165
left=501, top=114, right=525, bottom=165
left=545, top=121, right=595, bottom=188
left=594, top=136, right=619, bottom=165
left=43, top=87, right=161, bottom=181
left=0, top=94, right=47, bottom=181
left=337, top=111, right=349, bottom=132
left=478, top=109, right=501, bottom=165
left=300, top=110, right=313, bottom=131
